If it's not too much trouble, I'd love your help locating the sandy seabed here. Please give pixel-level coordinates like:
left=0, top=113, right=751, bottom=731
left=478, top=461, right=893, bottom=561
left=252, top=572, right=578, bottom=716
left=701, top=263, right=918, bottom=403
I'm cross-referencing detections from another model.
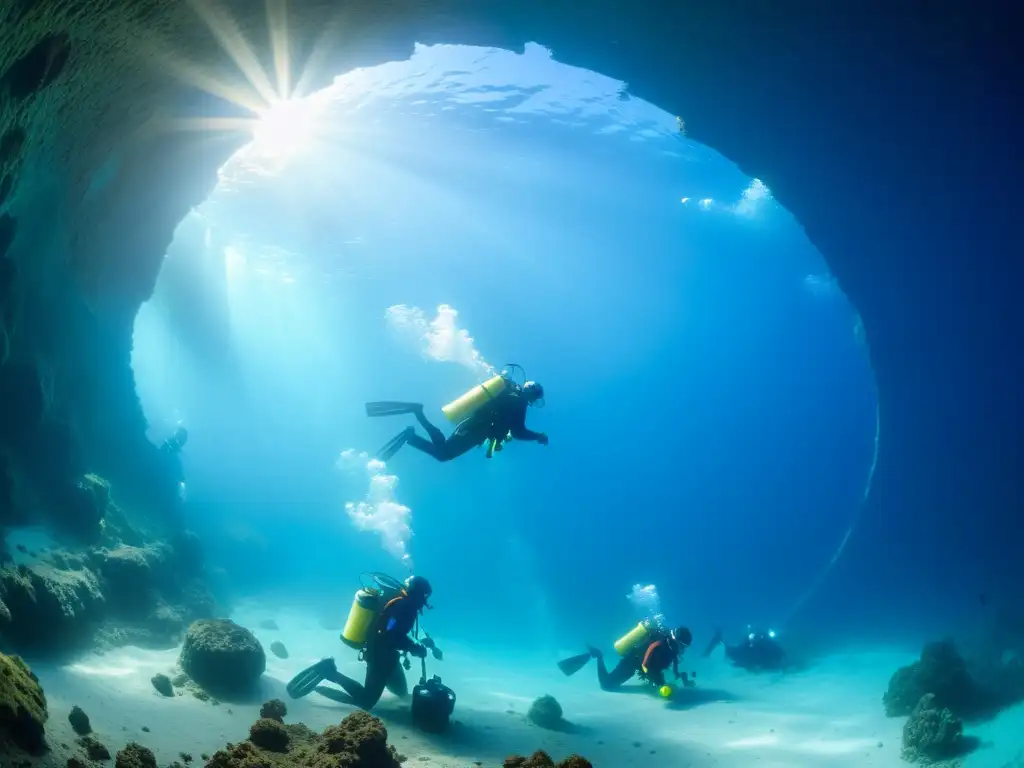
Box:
left=25, top=601, right=1024, bottom=768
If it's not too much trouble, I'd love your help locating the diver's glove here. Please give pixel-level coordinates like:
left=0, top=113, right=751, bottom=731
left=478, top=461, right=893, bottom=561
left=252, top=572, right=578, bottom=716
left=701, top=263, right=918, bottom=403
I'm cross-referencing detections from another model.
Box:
left=422, top=636, right=443, bottom=661
left=409, top=643, right=428, bottom=659
left=676, top=671, right=697, bottom=688
left=537, top=433, right=549, bottom=446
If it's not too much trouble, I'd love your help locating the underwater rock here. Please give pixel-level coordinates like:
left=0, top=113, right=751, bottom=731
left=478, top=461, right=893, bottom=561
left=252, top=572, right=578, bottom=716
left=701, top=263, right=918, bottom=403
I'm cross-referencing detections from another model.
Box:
left=68, top=704, right=91, bottom=735
left=270, top=640, right=289, bottom=659
left=249, top=718, right=290, bottom=752
left=0, top=561, right=104, bottom=651
left=527, top=695, right=564, bottom=730
left=0, top=652, right=48, bottom=754
left=151, top=673, right=174, bottom=697
left=504, top=752, right=593, bottom=768
left=179, top=578, right=218, bottom=622
left=884, top=640, right=977, bottom=718
left=79, top=735, right=111, bottom=760
left=259, top=698, right=287, bottom=722
left=179, top=619, right=266, bottom=697
left=206, top=710, right=403, bottom=767
left=259, top=618, right=279, bottom=630
left=901, top=693, right=967, bottom=763
left=95, top=545, right=157, bottom=614
left=59, top=473, right=111, bottom=543
left=114, top=741, right=156, bottom=768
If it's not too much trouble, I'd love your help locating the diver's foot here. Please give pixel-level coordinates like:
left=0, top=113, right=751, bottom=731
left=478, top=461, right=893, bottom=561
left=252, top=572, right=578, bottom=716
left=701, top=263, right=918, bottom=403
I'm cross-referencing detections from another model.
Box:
left=587, top=645, right=603, bottom=659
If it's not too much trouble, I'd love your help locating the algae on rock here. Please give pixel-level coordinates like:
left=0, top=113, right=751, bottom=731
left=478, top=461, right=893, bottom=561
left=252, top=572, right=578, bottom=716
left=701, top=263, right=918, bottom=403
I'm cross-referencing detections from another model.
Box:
left=0, top=651, right=48, bottom=754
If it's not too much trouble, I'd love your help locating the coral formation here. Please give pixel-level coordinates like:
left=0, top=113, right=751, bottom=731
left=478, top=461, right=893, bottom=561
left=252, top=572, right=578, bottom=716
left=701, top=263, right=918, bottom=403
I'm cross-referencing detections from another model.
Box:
left=884, top=640, right=977, bottom=718
left=179, top=619, right=266, bottom=697
left=527, top=694, right=564, bottom=730
left=504, top=752, right=593, bottom=768
left=0, top=652, right=47, bottom=754
left=901, top=693, right=967, bottom=763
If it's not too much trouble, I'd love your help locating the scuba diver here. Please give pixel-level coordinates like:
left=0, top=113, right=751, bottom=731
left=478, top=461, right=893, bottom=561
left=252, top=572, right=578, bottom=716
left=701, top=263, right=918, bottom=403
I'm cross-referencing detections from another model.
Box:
left=366, top=366, right=548, bottom=462
left=702, top=627, right=787, bottom=671
left=287, top=575, right=437, bottom=710
left=157, top=426, right=189, bottom=518
left=559, top=623, right=694, bottom=692
left=160, top=426, right=189, bottom=457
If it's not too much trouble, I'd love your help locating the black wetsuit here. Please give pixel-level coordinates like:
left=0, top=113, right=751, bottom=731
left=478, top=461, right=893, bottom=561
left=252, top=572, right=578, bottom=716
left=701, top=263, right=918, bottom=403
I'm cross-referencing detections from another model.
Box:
left=408, top=390, right=545, bottom=462
left=321, top=595, right=422, bottom=709
left=157, top=435, right=187, bottom=519
left=597, top=638, right=681, bottom=691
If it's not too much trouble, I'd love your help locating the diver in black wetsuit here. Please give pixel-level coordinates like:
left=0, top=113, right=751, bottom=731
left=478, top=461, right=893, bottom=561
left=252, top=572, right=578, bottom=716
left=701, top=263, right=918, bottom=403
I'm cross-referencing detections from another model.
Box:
left=366, top=380, right=548, bottom=462
left=157, top=426, right=189, bottom=519
left=703, top=627, right=787, bottom=671
left=286, top=576, right=436, bottom=710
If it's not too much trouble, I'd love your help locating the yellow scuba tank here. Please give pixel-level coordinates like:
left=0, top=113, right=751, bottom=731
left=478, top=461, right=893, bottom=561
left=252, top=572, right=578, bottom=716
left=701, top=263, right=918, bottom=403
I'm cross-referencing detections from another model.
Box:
left=614, top=620, right=652, bottom=656
left=441, top=374, right=506, bottom=424
left=341, top=587, right=385, bottom=649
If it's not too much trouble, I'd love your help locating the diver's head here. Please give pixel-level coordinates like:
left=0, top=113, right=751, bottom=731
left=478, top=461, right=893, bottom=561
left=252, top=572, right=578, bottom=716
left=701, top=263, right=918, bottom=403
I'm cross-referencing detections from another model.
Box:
left=173, top=426, right=189, bottom=447
left=670, top=626, right=693, bottom=650
left=403, top=575, right=433, bottom=610
left=522, top=380, right=545, bottom=405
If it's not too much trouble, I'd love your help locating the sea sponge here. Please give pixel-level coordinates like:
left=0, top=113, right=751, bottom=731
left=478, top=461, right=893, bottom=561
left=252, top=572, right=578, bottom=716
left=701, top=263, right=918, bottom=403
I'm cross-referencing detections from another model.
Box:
left=901, top=693, right=965, bottom=763
left=0, top=652, right=48, bottom=753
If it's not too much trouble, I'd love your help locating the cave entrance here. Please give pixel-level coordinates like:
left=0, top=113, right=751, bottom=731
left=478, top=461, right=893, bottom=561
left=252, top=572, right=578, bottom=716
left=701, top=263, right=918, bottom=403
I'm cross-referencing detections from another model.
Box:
left=130, top=42, right=878, bottom=635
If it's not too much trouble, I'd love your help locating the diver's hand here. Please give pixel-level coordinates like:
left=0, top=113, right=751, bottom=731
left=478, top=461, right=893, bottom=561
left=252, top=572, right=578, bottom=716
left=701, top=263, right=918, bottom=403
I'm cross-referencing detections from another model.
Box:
left=422, top=636, right=443, bottom=661
left=410, top=643, right=428, bottom=659
left=537, top=433, right=549, bottom=446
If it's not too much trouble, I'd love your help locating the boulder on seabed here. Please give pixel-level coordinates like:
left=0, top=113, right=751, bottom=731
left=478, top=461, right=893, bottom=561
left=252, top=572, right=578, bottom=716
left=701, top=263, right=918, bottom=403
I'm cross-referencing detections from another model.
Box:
left=179, top=619, right=266, bottom=698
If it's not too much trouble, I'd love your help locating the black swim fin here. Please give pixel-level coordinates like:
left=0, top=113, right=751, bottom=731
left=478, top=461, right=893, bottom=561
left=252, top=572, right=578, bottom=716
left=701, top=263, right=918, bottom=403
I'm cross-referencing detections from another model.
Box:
left=557, top=652, right=594, bottom=677
left=377, top=427, right=415, bottom=462
left=313, top=685, right=353, bottom=704
left=365, top=402, right=424, bottom=418
left=287, top=658, right=335, bottom=699
left=701, top=629, right=724, bottom=659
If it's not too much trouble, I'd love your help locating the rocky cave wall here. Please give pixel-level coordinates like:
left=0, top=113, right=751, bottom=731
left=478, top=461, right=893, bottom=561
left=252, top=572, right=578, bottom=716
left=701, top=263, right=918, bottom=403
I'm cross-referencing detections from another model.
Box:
left=0, top=0, right=1021, bottom=621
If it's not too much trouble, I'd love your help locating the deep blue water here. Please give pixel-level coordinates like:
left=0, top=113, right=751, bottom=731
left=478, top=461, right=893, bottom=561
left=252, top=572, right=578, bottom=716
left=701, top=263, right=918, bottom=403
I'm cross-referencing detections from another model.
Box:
left=131, top=44, right=876, bottom=659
